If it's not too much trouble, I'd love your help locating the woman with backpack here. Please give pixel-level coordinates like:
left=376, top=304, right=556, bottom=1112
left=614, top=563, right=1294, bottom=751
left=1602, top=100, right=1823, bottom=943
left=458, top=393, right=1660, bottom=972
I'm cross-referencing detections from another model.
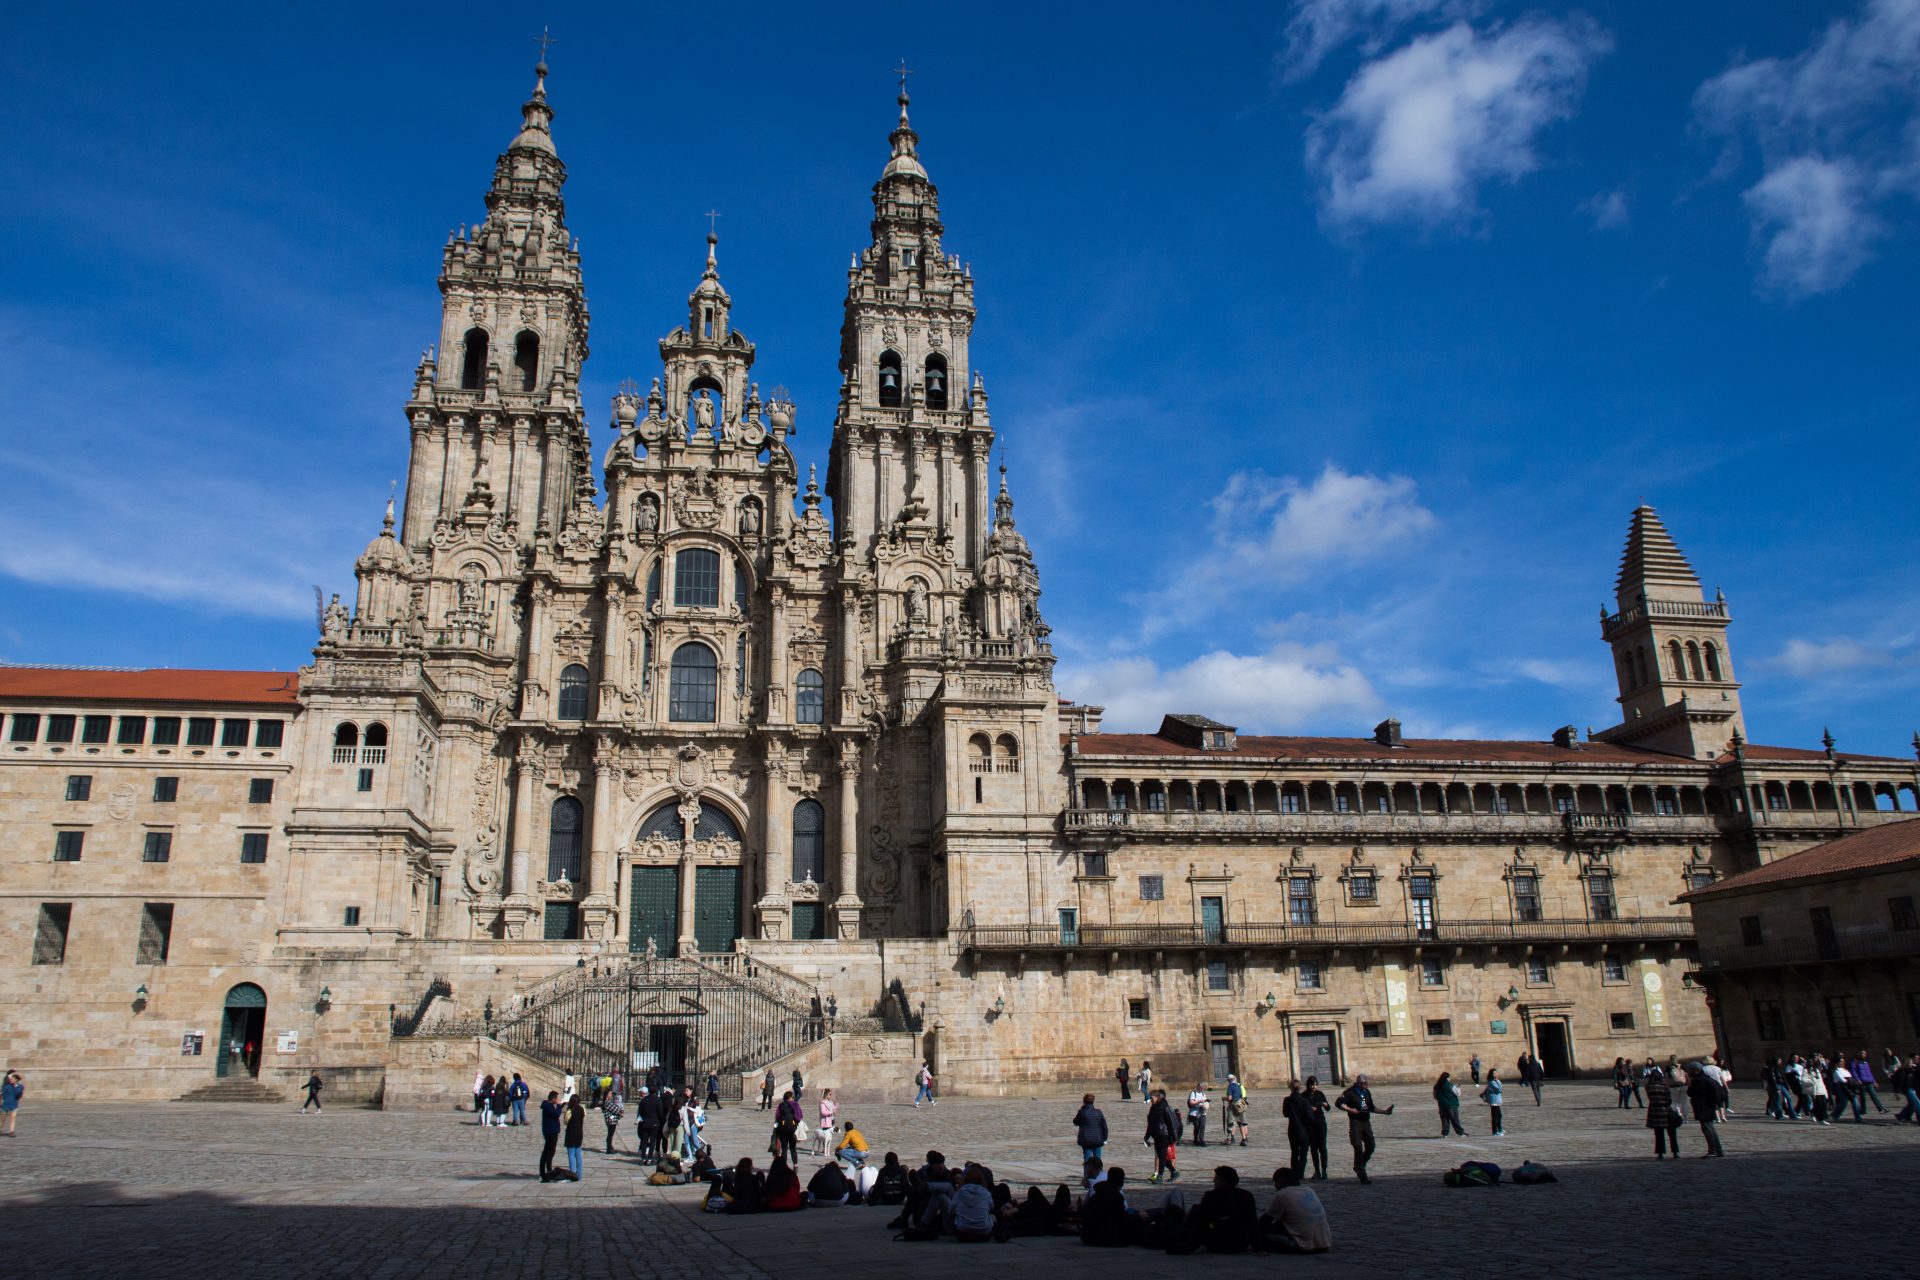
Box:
left=772, top=1089, right=801, bottom=1165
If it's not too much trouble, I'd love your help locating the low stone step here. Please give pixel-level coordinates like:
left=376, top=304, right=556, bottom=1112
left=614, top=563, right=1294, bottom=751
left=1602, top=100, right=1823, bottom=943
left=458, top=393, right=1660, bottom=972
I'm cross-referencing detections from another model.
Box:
left=174, top=1080, right=288, bottom=1104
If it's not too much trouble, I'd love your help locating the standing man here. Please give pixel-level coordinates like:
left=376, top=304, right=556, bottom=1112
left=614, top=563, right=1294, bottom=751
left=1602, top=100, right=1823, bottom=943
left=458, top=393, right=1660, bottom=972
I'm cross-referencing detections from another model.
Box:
left=1187, top=1081, right=1212, bottom=1147
left=913, top=1061, right=936, bottom=1107
left=1117, top=1058, right=1131, bottom=1101
left=635, top=1086, right=664, bottom=1162
left=1685, top=1066, right=1725, bottom=1158
left=705, top=1071, right=723, bottom=1111
left=1469, top=1053, right=1481, bottom=1086
left=509, top=1072, right=530, bottom=1127
left=1225, top=1074, right=1250, bottom=1147
left=1, top=1070, right=24, bottom=1136
left=1523, top=1053, right=1545, bottom=1106
left=301, top=1070, right=324, bottom=1113
left=791, top=1066, right=805, bottom=1104
left=538, top=1090, right=562, bottom=1180
left=1334, top=1073, right=1395, bottom=1185
left=1138, top=1060, right=1153, bottom=1103
left=760, top=1068, right=776, bottom=1110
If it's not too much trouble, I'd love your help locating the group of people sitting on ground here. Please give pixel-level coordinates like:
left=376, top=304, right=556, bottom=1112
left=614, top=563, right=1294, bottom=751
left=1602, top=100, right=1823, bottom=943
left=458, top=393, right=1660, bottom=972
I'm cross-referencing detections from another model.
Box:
left=879, top=1150, right=1331, bottom=1253
left=698, top=1134, right=903, bottom=1213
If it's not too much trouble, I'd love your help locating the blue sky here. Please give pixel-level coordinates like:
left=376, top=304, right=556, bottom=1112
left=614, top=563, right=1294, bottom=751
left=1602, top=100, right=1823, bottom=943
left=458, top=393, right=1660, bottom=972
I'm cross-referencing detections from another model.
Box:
left=2, top=1, right=1917, bottom=756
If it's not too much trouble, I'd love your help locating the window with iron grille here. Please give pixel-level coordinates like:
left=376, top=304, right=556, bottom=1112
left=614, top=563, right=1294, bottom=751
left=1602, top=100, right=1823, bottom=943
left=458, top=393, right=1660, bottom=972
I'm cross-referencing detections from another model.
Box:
left=1206, top=961, right=1231, bottom=992
left=674, top=548, right=721, bottom=607
left=1426, top=1018, right=1452, bottom=1037
left=1361, top=1020, right=1386, bottom=1039
left=1128, top=998, right=1150, bottom=1021
left=1890, top=896, right=1919, bottom=932
left=1420, top=956, right=1445, bottom=987
left=343, top=906, right=361, bottom=926
left=1610, top=1011, right=1635, bottom=1032
left=1348, top=872, right=1376, bottom=902
left=1082, top=852, right=1109, bottom=878
left=33, top=904, right=71, bottom=964
left=1602, top=953, right=1627, bottom=982
left=1139, top=875, right=1165, bottom=901
left=1512, top=872, right=1542, bottom=922
left=1297, top=960, right=1323, bottom=990
left=137, top=903, right=173, bottom=964
left=1288, top=875, right=1316, bottom=925
left=1526, top=955, right=1551, bottom=984
left=1587, top=870, right=1617, bottom=921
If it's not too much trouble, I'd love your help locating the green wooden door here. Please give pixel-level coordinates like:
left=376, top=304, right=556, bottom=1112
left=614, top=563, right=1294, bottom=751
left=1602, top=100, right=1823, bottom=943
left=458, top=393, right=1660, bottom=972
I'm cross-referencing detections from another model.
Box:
left=693, top=865, right=741, bottom=954
left=629, top=867, right=679, bottom=956
left=792, top=902, right=824, bottom=940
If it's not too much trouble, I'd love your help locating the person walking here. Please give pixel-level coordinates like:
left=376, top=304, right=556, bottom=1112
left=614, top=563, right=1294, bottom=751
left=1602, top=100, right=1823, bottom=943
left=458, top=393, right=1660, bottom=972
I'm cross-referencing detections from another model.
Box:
left=1334, top=1073, right=1395, bottom=1185
left=760, top=1069, right=776, bottom=1110
left=1895, top=1053, right=1920, bottom=1123
left=1520, top=1053, right=1544, bottom=1106
left=563, top=1096, right=587, bottom=1179
left=1074, top=1092, right=1109, bottom=1166
left=1, top=1071, right=23, bottom=1136
left=1225, top=1074, right=1250, bottom=1146
left=1645, top=1068, right=1681, bottom=1158
left=1116, top=1059, right=1131, bottom=1101
left=1145, top=1088, right=1179, bottom=1183
left=1281, top=1080, right=1312, bottom=1180
left=1613, top=1058, right=1634, bottom=1109
left=791, top=1067, right=805, bottom=1103
left=1138, top=1060, right=1153, bottom=1103
left=706, top=1071, right=723, bottom=1111
left=538, top=1090, right=562, bottom=1180
left=1686, top=1066, right=1725, bottom=1158
left=816, top=1088, right=839, bottom=1158
left=1806, top=1057, right=1832, bottom=1125
left=913, top=1060, right=936, bottom=1106
left=601, top=1085, right=624, bottom=1154
left=1469, top=1053, right=1481, bottom=1086
left=301, top=1070, right=324, bottom=1113
left=1300, top=1076, right=1332, bottom=1180
left=562, top=1070, right=577, bottom=1104
left=1481, top=1068, right=1506, bottom=1136
left=1187, top=1082, right=1211, bottom=1146
left=1433, top=1071, right=1466, bottom=1136
left=509, top=1072, right=530, bottom=1126
left=1851, top=1050, right=1887, bottom=1115
left=773, top=1090, right=801, bottom=1166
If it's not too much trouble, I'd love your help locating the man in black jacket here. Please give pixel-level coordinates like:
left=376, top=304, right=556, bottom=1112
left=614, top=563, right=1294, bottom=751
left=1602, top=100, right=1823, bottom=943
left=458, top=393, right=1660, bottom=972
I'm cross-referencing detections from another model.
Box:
left=1685, top=1066, right=1726, bottom=1157
left=1176, top=1166, right=1259, bottom=1254
left=537, top=1091, right=562, bottom=1180
left=1334, top=1074, right=1395, bottom=1185
left=635, top=1087, right=666, bottom=1162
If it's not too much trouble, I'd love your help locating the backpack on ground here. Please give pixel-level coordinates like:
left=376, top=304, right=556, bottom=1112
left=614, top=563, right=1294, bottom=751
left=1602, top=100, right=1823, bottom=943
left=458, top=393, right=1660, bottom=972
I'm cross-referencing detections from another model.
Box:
left=1513, top=1160, right=1557, bottom=1185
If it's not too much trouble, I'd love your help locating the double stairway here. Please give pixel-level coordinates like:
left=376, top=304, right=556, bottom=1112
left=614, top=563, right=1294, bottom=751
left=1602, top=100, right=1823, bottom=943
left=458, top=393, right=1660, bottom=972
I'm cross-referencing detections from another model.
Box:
left=467, top=953, right=825, bottom=1097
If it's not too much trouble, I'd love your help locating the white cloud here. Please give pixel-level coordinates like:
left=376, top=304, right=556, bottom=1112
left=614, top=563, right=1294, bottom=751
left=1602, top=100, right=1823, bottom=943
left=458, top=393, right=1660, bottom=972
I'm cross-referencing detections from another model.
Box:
left=1059, top=643, right=1383, bottom=734
left=1582, top=188, right=1629, bottom=230
left=1693, top=0, right=1920, bottom=296
left=1305, top=17, right=1612, bottom=228
left=1280, top=0, right=1475, bottom=79
left=1770, top=636, right=1906, bottom=678
left=1208, top=463, right=1437, bottom=576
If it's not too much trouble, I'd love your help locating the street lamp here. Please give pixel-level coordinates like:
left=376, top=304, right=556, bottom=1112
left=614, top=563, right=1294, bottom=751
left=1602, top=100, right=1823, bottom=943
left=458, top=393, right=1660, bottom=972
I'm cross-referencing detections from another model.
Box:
left=317, top=985, right=333, bottom=1014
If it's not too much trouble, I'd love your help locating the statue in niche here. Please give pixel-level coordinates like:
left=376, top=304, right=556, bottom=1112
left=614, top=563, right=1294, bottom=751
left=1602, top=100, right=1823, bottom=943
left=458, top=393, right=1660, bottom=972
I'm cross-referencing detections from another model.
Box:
left=693, top=391, right=716, bottom=434
left=739, top=499, right=761, bottom=535
left=458, top=566, right=483, bottom=611
left=321, top=593, right=350, bottom=639
left=637, top=493, right=660, bottom=533
left=906, top=581, right=928, bottom=625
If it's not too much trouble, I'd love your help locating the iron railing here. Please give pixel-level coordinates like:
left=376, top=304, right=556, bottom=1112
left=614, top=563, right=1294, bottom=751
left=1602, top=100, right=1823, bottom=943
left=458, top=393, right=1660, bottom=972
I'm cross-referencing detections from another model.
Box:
left=959, top=916, right=1696, bottom=951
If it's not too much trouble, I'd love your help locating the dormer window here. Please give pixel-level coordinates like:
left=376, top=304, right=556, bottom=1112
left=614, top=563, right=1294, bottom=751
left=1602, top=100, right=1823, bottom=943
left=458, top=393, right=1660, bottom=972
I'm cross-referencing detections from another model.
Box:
left=1210, top=731, right=1228, bottom=749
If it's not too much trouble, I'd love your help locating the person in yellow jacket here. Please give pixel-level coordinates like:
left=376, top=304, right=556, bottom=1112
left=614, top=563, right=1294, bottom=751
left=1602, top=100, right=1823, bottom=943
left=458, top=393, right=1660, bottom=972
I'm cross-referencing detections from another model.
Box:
left=835, top=1120, right=870, bottom=1171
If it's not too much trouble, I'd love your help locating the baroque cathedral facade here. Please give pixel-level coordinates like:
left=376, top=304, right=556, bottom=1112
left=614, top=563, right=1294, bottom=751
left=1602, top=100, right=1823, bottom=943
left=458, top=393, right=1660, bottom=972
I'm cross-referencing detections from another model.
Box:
left=3, top=64, right=1915, bottom=1102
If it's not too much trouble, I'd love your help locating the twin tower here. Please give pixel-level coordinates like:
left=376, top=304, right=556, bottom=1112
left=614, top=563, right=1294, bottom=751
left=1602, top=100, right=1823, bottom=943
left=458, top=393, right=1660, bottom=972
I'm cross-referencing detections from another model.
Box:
left=303, top=61, right=1059, bottom=953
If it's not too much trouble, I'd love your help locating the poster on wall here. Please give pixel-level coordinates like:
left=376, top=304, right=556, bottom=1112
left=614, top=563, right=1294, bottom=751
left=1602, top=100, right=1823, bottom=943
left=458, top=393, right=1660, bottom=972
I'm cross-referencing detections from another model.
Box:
left=276, top=1031, right=299, bottom=1055
left=1640, top=959, right=1669, bottom=1028
left=1382, top=963, right=1412, bottom=1035
left=181, top=1031, right=205, bottom=1056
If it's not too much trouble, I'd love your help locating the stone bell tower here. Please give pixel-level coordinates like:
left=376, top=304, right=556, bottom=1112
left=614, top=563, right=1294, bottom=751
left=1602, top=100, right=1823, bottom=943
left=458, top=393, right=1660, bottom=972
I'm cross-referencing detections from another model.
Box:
left=1594, top=505, right=1746, bottom=759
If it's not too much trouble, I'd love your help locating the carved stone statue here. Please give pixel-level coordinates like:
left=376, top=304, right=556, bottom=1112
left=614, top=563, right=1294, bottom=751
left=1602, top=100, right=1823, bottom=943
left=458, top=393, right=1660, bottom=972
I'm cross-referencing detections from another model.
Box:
left=322, top=593, right=350, bottom=639
left=694, top=390, right=716, bottom=433
left=739, top=499, right=761, bottom=534
left=637, top=493, right=659, bottom=533
left=906, top=581, right=928, bottom=625
left=457, top=566, right=483, bottom=611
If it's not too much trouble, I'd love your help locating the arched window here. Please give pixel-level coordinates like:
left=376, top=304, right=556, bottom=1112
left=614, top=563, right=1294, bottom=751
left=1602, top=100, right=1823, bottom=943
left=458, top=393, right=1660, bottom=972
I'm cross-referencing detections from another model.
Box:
left=557, top=663, right=590, bottom=721
left=792, top=798, right=826, bottom=883
left=1704, top=643, right=1723, bottom=681
left=878, top=350, right=903, bottom=408
left=968, top=734, right=992, bottom=773
left=363, top=723, right=388, bottom=747
left=361, top=722, right=388, bottom=764
left=994, top=734, right=1020, bottom=773
left=1669, top=640, right=1687, bottom=681
left=670, top=643, right=718, bottom=722
left=333, top=723, right=359, bottom=748
left=796, top=669, right=826, bottom=724
left=688, top=377, right=724, bottom=431
left=460, top=328, right=488, bottom=390
left=675, top=548, right=721, bottom=607
left=513, top=330, right=539, bottom=392
left=1686, top=641, right=1704, bottom=681
left=547, top=796, right=583, bottom=882
left=924, top=353, right=948, bottom=410
left=643, top=799, right=742, bottom=843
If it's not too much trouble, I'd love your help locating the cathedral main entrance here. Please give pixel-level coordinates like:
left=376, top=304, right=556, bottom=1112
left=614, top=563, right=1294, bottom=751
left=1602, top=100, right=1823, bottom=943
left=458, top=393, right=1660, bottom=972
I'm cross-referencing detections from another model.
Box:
left=215, top=983, right=266, bottom=1078
left=693, top=866, right=740, bottom=954
left=630, top=867, right=679, bottom=956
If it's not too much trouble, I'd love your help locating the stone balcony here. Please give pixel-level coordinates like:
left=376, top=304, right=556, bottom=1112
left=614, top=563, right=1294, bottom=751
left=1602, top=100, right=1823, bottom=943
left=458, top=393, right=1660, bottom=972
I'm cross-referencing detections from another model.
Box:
left=1060, top=807, right=1709, bottom=843
left=958, top=915, right=1696, bottom=953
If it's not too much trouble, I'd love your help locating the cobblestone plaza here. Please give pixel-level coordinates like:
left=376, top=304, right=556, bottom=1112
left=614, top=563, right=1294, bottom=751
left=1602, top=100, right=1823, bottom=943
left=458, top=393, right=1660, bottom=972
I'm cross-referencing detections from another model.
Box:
left=1, top=1081, right=1910, bottom=1279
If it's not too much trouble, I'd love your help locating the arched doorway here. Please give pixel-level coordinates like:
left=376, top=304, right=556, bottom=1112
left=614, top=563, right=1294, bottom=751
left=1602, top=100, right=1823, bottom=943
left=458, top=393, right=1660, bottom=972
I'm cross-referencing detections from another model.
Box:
left=216, top=983, right=267, bottom=1078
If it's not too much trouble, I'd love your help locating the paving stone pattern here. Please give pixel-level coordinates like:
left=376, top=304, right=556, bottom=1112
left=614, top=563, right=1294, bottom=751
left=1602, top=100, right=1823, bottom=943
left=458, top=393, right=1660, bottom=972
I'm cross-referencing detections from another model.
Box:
left=0, top=1082, right=1910, bottom=1279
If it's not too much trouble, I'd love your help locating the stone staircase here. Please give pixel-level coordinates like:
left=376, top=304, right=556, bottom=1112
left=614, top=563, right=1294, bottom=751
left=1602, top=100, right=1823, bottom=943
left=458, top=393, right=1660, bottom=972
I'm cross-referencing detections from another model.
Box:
left=175, top=1077, right=288, bottom=1104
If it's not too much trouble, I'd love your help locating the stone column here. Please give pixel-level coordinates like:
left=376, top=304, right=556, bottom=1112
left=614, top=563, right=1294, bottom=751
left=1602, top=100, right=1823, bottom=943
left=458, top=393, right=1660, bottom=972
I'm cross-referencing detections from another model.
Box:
left=502, top=733, right=539, bottom=940
left=403, top=414, right=436, bottom=545
left=767, top=586, right=789, bottom=723
left=597, top=582, right=625, bottom=719
left=582, top=733, right=618, bottom=942
left=676, top=798, right=700, bottom=956
left=832, top=744, right=864, bottom=938
left=756, top=750, right=792, bottom=940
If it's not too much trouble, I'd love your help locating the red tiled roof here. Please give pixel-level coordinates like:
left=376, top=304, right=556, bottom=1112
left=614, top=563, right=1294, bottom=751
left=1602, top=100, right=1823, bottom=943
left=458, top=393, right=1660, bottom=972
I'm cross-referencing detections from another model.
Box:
left=1071, top=733, right=1683, bottom=766
left=1715, top=744, right=1908, bottom=765
left=1680, top=819, right=1920, bottom=900
left=0, top=667, right=301, bottom=707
